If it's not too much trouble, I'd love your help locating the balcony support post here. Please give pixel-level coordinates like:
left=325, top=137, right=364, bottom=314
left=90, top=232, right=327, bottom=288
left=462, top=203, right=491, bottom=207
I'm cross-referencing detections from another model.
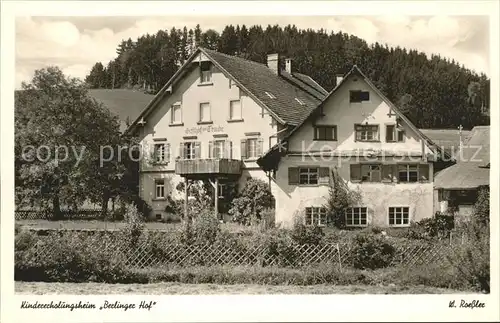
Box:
left=214, top=177, right=219, bottom=220
left=184, top=177, right=189, bottom=222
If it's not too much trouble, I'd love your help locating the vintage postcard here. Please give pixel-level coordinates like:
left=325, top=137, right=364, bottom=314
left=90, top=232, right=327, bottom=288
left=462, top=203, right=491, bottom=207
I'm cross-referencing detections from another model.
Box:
left=1, top=0, right=499, bottom=322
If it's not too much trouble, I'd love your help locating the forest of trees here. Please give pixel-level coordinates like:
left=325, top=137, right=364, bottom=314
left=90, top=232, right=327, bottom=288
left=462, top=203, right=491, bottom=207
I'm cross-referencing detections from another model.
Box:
left=85, top=24, right=490, bottom=130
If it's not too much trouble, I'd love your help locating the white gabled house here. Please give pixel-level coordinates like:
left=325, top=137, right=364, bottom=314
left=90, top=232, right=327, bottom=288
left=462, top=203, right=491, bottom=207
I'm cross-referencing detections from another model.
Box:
left=124, top=47, right=327, bottom=220
left=258, top=65, right=450, bottom=228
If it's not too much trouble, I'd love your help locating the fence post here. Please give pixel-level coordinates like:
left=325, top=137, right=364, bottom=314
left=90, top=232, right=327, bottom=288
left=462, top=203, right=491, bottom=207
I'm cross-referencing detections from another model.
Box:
left=449, top=231, right=452, bottom=245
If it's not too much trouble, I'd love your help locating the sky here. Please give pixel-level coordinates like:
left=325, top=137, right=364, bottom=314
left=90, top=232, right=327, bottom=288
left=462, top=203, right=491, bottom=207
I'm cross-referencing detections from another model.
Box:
left=15, top=15, right=490, bottom=88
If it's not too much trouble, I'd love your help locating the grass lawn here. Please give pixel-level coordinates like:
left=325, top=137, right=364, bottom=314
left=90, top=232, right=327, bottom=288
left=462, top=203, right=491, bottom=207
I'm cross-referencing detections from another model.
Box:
left=15, top=281, right=466, bottom=294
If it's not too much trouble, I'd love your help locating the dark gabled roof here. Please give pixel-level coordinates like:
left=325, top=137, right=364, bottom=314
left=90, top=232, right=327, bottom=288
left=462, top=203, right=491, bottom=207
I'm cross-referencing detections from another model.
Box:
left=258, top=65, right=450, bottom=171
left=125, top=47, right=324, bottom=135
left=434, top=125, right=490, bottom=190
left=202, top=48, right=322, bottom=125
left=88, top=89, right=154, bottom=132
left=419, top=128, right=471, bottom=155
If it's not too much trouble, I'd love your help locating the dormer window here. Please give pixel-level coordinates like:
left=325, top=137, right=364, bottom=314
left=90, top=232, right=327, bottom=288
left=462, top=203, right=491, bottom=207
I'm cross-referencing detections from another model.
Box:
left=200, top=61, right=212, bottom=84
left=265, top=91, right=276, bottom=99
left=350, top=90, right=370, bottom=103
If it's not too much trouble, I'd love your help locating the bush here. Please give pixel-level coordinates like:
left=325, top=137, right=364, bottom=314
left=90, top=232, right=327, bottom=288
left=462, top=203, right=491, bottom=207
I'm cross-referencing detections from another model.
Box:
left=351, top=232, right=396, bottom=270
left=407, top=213, right=454, bottom=240
left=15, top=232, right=148, bottom=283
left=228, top=179, right=275, bottom=225
left=290, top=217, right=324, bottom=245
left=446, top=218, right=490, bottom=293
left=323, top=168, right=361, bottom=228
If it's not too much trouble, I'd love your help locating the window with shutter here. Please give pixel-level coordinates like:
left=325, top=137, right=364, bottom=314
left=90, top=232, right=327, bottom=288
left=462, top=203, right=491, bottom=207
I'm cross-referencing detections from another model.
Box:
left=288, top=167, right=299, bottom=185
left=350, top=164, right=361, bottom=182
left=299, top=167, right=319, bottom=185
left=314, top=125, right=337, bottom=141
left=350, top=90, right=370, bottom=103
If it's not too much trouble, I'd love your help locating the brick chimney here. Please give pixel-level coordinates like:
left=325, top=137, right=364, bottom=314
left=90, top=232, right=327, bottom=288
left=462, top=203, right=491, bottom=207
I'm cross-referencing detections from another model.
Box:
left=267, top=53, right=280, bottom=75
left=285, top=58, right=292, bottom=74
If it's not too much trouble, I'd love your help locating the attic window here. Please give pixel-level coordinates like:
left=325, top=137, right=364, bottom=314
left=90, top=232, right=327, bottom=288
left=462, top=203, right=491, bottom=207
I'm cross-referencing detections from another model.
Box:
left=350, top=90, right=369, bottom=103
left=200, top=61, right=212, bottom=84
left=295, top=98, right=305, bottom=105
left=265, top=91, right=276, bottom=99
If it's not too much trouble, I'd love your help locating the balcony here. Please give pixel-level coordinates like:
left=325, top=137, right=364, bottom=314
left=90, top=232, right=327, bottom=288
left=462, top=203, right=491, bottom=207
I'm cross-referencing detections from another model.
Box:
left=175, top=158, right=242, bottom=177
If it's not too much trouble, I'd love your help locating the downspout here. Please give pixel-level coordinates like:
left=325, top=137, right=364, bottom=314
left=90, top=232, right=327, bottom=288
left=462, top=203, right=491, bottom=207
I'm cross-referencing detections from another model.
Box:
left=265, top=125, right=290, bottom=189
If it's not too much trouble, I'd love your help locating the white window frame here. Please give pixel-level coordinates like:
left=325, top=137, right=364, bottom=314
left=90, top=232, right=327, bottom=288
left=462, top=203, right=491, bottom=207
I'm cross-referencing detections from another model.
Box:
left=386, top=124, right=404, bottom=142
left=171, top=103, right=182, bottom=124
left=155, top=179, right=165, bottom=199
left=183, top=142, right=196, bottom=160
left=213, top=140, right=226, bottom=159
left=305, top=207, right=327, bottom=227
left=200, top=63, right=212, bottom=84
left=229, top=100, right=242, bottom=120
left=398, top=164, right=419, bottom=183
left=153, top=143, right=166, bottom=164
left=246, top=138, right=259, bottom=159
left=355, top=124, right=379, bottom=141
left=199, top=102, right=211, bottom=122
left=314, top=125, right=337, bottom=141
left=388, top=206, right=410, bottom=227
left=299, top=167, right=319, bottom=185
left=345, top=207, right=368, bottom=227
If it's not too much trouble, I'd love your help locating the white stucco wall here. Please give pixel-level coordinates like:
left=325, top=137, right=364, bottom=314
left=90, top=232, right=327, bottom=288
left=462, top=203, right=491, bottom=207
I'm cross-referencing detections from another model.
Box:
left=272, top=156, right=434, bottom=228
left=288, top=76, right=433, bottom=156
left=136, top=53, right=281, bottom=218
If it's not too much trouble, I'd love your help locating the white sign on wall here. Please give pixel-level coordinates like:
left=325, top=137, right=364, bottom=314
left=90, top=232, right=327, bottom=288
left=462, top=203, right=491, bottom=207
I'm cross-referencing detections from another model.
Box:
left=185, top=125, right=224, bottom=135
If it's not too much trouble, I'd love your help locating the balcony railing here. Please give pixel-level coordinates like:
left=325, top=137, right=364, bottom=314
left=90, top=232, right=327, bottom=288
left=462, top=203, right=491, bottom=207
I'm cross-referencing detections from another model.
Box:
left=175, top=158, right=242, bottom=176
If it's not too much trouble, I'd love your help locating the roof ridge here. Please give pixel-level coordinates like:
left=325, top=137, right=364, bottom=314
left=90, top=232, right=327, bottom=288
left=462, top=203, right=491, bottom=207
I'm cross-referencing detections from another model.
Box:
left=201, top=47, right=268, bottom=68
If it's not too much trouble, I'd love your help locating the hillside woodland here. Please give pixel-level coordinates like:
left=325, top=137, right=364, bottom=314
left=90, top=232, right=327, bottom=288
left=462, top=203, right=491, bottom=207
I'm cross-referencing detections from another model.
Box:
left=84, top=24, right=490, bottom=130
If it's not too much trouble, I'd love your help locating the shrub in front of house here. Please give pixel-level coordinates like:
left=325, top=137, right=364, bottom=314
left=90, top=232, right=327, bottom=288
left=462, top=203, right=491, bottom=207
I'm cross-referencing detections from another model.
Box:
left=351, top=232, right=396, bottom=270
left=290, top=217, right=325, bottom=245
left=446, top=215, right=490, bottom=293
left=407, top=212, right=455, bottom=240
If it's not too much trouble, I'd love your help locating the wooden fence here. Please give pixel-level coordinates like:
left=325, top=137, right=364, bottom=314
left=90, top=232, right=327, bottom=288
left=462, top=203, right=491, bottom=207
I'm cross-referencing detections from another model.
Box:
left=15, top=209, right=102, bottom=220
left=26, top=231, right=461, bottom=269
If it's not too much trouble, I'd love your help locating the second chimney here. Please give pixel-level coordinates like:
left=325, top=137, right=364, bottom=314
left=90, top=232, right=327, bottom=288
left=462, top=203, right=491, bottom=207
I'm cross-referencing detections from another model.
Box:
left=285, top=58, right=292, bottom=74
left=267, top=53, right=280, bottom=75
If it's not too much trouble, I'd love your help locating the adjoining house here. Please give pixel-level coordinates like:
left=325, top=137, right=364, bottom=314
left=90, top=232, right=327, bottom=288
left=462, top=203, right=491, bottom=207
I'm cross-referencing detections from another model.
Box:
left=419, top=128, right=471, bottom=157
left=124, top=47, right=327, bottom=220
left=258, top=65, right=450, bottom=229
left=434, top=126, right=490, bottom=218
left=88, top=89, right=155, bottom=133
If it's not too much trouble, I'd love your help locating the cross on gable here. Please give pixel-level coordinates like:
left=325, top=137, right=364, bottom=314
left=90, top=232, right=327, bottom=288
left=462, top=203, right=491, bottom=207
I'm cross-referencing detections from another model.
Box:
left=387, top=109, right=397, bottom=117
